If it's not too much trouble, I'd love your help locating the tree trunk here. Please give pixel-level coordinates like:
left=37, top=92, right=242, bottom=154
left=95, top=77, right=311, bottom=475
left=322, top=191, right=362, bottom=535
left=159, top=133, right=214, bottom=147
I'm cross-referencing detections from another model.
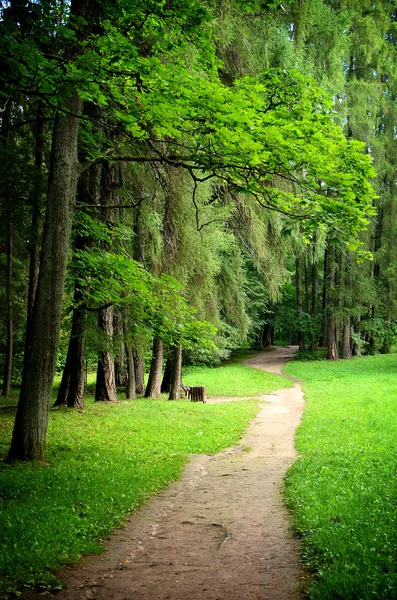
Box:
left=114, top=309, right=127, bottom=386
left=326, top=244, right=338, bottom=361
left=352, top=316, right=361, bottom=356
left=1, top=99, right=13, bottom=398
left=296, top=252, right=305, bottom=350
left=2, top=219, right=13, bottom=397
left=169, top=344, right=182, bottom=400
left=334, top=247, right=343, bottom=350
left=161, top=352, right=173, bottom=393
left=94, top=158, right=120, bottom=403
left=95, top=306, right=118, bottom=402
left=54, top=283, right=86, bottom=409
left=54, top=353, right=71, bottom=407
left=7, top=87, right=83, bottom=461
left=261, top=323, right=273, bottom=348
left=319, top=242, right=329, bottom=347
left=342, top=317, right=352, bottom=359
left=66, top=308, right=86, bottom=409
left=145, top=338, right=163, bottom=398
left=125, top=344, right=136, bottom=399
left=133, top=350, right=145, bottom=395
left=26, top=103, right=45, bottom=336
left=304, top=256, right=310, bottom=314
left=311, top=235, right=319, bottom=352
left=327, top=318, right=339, bottom=360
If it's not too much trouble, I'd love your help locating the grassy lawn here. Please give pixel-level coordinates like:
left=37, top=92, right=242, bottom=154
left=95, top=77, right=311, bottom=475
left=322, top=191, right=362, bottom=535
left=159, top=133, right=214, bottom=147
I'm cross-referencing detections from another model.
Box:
left=284, top=354, right=397, bottom=600
left=0, top=357, right=287, bottom=597
left=183, top=361, right=293, bottom=396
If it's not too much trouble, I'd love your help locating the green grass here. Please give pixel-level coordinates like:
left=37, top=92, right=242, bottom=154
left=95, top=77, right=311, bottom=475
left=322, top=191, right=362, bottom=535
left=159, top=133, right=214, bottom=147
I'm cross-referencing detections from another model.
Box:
left=284, top=354, right=397, bottom=600
left=0, top=397, right=258, bottom=597
left=183, top=362, right=293, bottom=396
left=0, top=354, right=289, bottom=598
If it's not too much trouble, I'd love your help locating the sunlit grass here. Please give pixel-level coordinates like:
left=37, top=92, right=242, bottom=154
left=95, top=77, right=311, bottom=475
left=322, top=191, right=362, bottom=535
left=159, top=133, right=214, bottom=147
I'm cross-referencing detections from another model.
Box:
left=0, top=396, right=259, bottom=596
left=284, top=354, right=397, bottom=600
left=183, top=362, right=292, bottom=396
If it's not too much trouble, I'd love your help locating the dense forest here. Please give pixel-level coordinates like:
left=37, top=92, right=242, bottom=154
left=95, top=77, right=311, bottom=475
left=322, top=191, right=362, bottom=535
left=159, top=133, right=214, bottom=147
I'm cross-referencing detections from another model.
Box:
left=1, top=0, right=396, bottom=462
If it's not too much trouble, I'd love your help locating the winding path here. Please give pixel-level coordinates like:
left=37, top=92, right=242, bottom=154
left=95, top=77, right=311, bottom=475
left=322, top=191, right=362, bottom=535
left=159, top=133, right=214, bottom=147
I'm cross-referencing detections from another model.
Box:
left=43, top=346, right=306, bottom=600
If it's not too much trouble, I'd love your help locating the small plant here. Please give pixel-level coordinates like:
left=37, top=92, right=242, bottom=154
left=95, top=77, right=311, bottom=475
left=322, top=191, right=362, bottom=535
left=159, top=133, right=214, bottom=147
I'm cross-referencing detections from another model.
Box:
left=293, top=349, right=324, bottom=361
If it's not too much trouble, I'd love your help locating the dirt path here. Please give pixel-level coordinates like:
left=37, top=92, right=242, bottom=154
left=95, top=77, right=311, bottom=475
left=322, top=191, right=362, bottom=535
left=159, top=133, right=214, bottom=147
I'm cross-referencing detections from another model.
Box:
left=39, top=346, right=306, bottom=600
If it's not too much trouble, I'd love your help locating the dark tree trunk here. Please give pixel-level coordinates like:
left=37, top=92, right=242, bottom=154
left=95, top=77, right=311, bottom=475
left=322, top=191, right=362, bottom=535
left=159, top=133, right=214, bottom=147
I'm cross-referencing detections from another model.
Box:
left=2, top=220, right=13, bottom=397
left=1, top=99, right=12, bottom=398
left=145, top=338, right=163, bottom=398
left=95, top=158, right=120, bottom=403
left=327, top=318, right=339, bottom=360
left=7, top=86, right=83, bottom=461
left=352, top=316, right=361, bottom=356
left=342, top=317, right=352, bottom=359
left=26, top=103, right=45, bottom=336
left=125, top=344, right=136, bottom=400
left=66, top=321, right=86, bottom=410
left=304, top=256, right=310, bottom=314
left=311, top=234, right=319, bottom=352
left=334, top=247, right=343, bottom=350
left=114, top=309, right=127, bottom=387
left=320, top=242, right=329, bottom=348
left=326, top=244, right=338, bottom=361
left=95, top=306, right=118, bottom=402
left=56, top=153, right=99, bottom=409
left=54, top=282, right=86, bottom=409
left=161, top=352, right=173, bottom=393
left=261, top=323, right=273, bottom=348
left=133, top=350, right=145, bottom=395
left=296, top=252, right=305, bottom=350
left=54, top=353, right=71, bottom=407
left=169, top=344, right=182, bottom=400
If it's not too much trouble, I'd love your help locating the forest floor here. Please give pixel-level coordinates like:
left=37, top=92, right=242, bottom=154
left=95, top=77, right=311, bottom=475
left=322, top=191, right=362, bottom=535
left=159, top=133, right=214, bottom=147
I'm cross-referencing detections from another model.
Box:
left=25, top=346, right=307, bottom=600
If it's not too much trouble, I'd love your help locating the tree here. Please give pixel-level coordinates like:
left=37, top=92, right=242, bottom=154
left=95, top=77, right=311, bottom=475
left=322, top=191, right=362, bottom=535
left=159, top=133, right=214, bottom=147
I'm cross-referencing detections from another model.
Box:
left=3, top=0, right=378, bottom=461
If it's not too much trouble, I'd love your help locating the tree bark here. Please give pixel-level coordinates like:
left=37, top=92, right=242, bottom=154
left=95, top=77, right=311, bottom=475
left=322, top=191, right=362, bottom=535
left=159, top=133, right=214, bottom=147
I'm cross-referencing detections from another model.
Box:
left=125, top=344, right=136, bottom=399
left=327, top=317, right=339, bottom=360
left=296, top=252, right=305, bottom=350
left=1, top=99, right=12, bottom=397
left=161, top=352, right=173, bottom=393
left=352, top=315, right=361, bottom=356
left=326, top=244, right=338, bottom=360
left=95, top=306, right=118, bottom=402
left=54, top=352, right=71, bottom=407
left=342, top=317, right=352, bottom=359
left=261, top=322, right=273, bottom=348
left=133, top=350, right=145, bottom=395
left=311, top=234, right=319, bottom=352
left=169, top=344, right=182, bottom=400
left=114, top=309, right=127, bottom=387
left=2, top=219, right=13, bottom=397
left=7, top=87, right=83, bottom=461
left=54, top=281, right=86, bottom=409
left=26, top=103, right=45, bottom=336
left=145, top=338, right=163, bottom=398
left=304, top=256, right=310, bottom=314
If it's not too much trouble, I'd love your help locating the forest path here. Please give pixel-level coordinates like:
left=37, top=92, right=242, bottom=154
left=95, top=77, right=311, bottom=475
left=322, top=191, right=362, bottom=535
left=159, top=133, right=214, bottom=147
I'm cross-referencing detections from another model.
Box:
left=37, top=346, right=306, bottom=600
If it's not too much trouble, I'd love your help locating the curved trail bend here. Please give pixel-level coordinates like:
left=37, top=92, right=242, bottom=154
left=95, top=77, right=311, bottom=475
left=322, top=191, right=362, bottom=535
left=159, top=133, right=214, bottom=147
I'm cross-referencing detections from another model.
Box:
left=43, top=346, right=306, bottom=600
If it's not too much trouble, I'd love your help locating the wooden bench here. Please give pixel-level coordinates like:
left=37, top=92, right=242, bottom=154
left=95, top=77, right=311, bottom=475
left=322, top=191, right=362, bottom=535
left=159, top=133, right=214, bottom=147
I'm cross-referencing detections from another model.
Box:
left=183, top=385, right=206, bottom=403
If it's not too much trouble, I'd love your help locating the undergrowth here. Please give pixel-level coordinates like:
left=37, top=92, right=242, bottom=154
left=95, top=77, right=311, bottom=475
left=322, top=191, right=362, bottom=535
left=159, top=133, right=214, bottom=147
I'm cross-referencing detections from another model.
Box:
left=284, top=354, right=397, bottom=600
